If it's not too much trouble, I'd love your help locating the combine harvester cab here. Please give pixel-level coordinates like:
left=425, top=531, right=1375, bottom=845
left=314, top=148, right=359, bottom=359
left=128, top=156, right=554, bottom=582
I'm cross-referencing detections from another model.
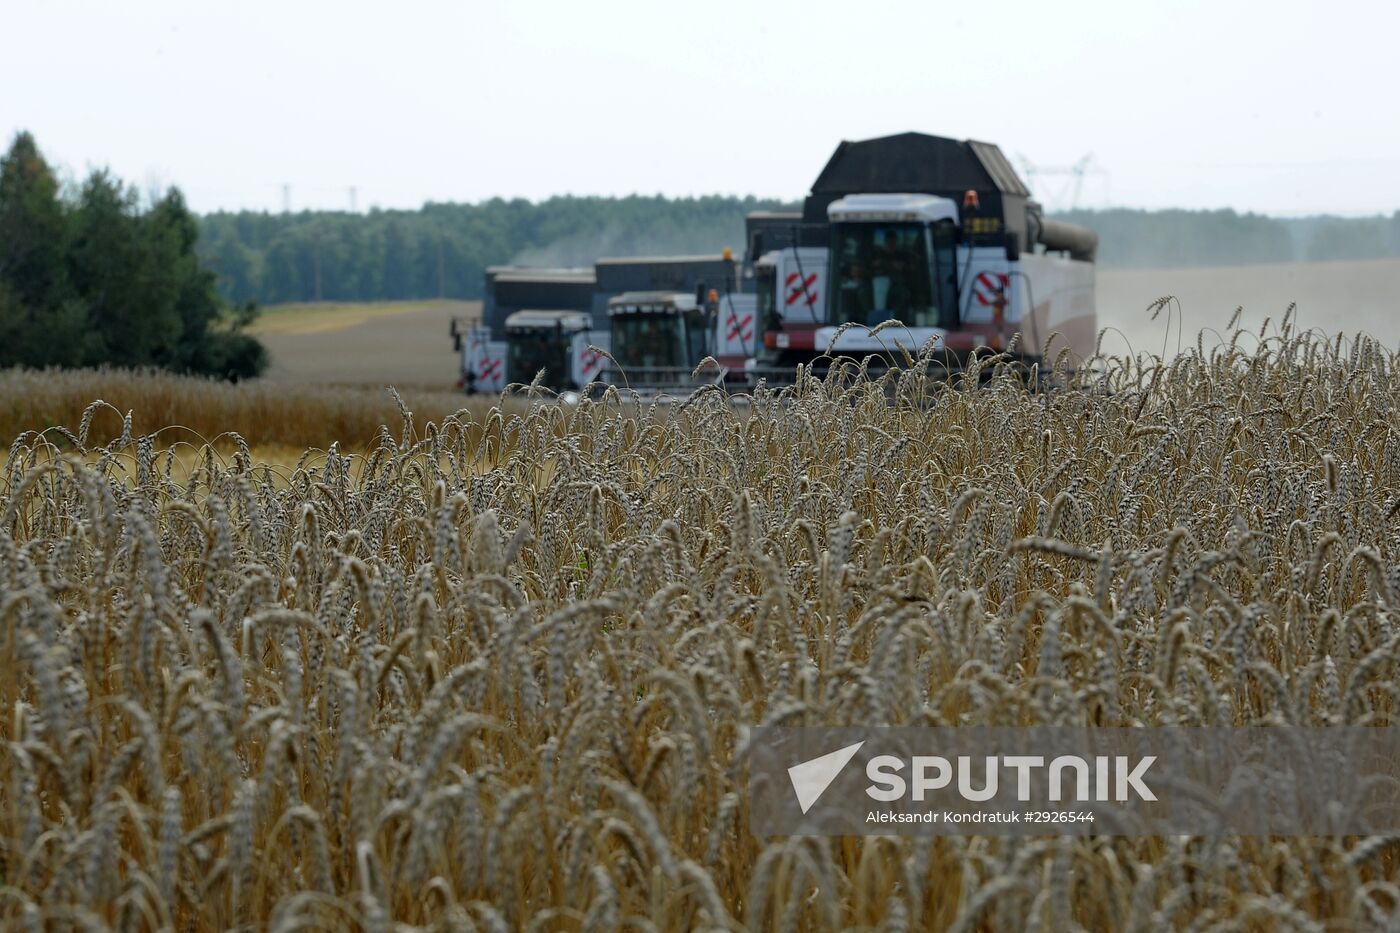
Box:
left=748, top=132, right=1099, bottom=384
left=606, top=291, right=738, bottom=395
left=503, top=310, right=608, bottom=393
left=820, top=192, right=967, bottom=366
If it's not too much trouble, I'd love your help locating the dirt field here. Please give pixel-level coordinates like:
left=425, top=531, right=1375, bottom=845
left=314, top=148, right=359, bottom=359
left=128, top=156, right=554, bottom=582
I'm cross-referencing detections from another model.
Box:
left=249, top=299, right=476, bottom=388
left=246, top=260, right=1400, bottom=387
left=1099, top=257, right=1400, bottom=357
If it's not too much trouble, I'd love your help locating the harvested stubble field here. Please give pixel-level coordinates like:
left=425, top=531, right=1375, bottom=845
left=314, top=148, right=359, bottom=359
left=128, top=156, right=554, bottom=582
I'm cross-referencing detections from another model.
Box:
left=248, top=299, right=476, bottom=388
left=4, top=317, right=1400, bottom=931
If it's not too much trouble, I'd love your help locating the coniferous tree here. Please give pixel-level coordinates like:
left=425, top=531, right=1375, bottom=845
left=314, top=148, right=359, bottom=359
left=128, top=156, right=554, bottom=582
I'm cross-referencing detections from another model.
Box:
left=0, top=131, right=83, bottom=365
left=0, top=131, right=266, bottom=377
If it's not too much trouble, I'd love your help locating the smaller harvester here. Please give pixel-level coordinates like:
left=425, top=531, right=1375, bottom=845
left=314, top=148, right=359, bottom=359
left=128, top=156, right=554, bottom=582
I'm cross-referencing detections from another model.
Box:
left=503, top=310, right=609, bottom=392
left=607, top=291, right=727, bottom=391
left=603, top=290, right=759, bottom=393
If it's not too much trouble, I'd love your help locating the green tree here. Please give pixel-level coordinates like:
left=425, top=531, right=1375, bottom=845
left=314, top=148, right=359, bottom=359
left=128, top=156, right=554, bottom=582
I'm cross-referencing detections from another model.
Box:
left=0, top=132, right=67, bottom=309
left=0, top=131, right=266, bottom=377
left=67, top=170, right=173, bottom=365
left=202, top=225, right=260, bottom=303
left=0, top=131, right=87, bottom=365
left=146, top=189, right=257, bottom=374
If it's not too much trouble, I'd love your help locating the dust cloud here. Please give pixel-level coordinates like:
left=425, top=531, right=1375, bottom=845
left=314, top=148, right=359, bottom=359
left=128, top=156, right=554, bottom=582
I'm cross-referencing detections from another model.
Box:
left=1096, top=258, right=1400, bottom=358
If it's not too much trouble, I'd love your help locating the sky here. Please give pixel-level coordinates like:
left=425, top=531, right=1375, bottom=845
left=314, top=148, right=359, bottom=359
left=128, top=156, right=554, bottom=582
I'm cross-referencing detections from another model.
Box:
left=4, top=0, right=1398, bottom=217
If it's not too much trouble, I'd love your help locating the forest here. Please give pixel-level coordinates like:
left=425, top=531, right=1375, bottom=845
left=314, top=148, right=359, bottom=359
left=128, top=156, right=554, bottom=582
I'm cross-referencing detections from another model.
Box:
left=196, top=195, right=795, bottom=305
left=200, top=199, right=1400, bottom=306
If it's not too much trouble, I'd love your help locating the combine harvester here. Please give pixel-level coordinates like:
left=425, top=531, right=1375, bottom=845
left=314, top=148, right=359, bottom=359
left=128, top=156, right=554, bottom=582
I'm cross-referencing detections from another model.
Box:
left=454, top=132, right=1097, bottom=395
left=457, top=255, right=753, bottom=396
left=746, top=132, right=1097, bottom=384
left=455, top=312, right=609, bottom=395
left=452, top=266, right=599, bottom=393
left=605, top=285, right=758, bottom=392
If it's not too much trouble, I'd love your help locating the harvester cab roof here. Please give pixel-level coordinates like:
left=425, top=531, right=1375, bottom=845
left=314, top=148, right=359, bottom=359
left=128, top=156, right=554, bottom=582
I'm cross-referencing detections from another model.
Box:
left=504, top=309, right=592, bottom=333
left=825, top=193, right=959, bottom=225
left=606, top=291, right=701, bottom=315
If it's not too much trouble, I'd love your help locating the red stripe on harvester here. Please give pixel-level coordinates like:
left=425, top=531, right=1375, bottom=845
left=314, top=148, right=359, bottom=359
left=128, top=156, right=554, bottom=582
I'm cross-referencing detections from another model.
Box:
left=785, top=274, right=818, bottom=306
left=728, top=313, right=754, bottom=342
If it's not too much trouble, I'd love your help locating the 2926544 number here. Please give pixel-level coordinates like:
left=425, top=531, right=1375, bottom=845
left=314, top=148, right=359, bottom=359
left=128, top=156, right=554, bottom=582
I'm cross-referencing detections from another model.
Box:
left=1025, top=811, right=1095, bottom=823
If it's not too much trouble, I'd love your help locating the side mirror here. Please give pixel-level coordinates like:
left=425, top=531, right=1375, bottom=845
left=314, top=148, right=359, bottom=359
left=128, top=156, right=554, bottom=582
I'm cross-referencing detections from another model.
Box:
left=1005, top=233, right=1021, bottom=262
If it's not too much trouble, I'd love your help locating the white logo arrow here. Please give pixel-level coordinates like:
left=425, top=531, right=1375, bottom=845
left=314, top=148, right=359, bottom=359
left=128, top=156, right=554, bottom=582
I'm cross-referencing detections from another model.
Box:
left=788, top=741, right=865, bottom=814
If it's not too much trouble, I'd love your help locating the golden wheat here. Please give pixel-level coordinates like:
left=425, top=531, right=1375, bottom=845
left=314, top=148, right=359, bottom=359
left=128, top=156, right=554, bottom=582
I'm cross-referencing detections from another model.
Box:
left=0, top=367, right=497, bottom=450
left=3, top=316, right=1400, bottom=929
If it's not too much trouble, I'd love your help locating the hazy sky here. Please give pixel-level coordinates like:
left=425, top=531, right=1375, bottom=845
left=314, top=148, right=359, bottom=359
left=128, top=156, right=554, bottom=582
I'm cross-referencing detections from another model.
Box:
left=5, top=0, right=1398, bottom=216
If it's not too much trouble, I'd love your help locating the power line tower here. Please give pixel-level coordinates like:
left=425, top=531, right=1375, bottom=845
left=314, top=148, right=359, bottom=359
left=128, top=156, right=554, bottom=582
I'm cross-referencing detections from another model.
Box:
left=1016, top=153, right=1109, bottom=211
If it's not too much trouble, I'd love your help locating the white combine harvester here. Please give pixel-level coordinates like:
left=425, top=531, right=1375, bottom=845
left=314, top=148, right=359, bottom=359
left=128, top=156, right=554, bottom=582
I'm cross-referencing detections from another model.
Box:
left=456, top=310, right=608, bottom=393
left=746, top=133, right=1097, bottom=384
left=603, top=289, right=758, bottom=392
left=456, top=132, right=1098, bottom=395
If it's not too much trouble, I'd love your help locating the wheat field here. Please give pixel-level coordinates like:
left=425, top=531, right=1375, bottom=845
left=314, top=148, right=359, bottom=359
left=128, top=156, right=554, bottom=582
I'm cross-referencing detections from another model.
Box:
left=4, top=313, right=1400, bottom=930
left=0, top=368, right=494, bottom=451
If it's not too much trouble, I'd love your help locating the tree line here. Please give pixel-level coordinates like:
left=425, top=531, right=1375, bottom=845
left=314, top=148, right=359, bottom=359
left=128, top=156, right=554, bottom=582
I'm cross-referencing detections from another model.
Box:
left=0, top=132, right=265, bottom=377
left=201, top=201, right=1400, bottom=306
left=197, top=195, right=796, bottom=305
